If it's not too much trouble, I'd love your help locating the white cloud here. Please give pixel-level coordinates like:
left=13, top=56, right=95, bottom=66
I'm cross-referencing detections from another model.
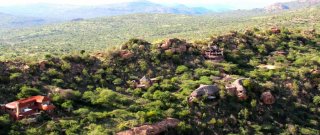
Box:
left=0, top=0, right=295, bottom=9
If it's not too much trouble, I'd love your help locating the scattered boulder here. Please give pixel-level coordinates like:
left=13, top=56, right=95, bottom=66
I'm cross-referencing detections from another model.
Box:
left=270, top=27, right=281, bottom=34
left=117, top=118, right=180, bottom=135
left=138, top=45, right=146, bottom=50
left=273, top=50, right=288, bottom=55
left=91, top=52, right=106, bottom=60
left=188, top=85, right=220, bottom=102
left=261, top=91, right=275, bottom=105
left=39, top=60, right=47, bottom=71
left=311, top=69, right=320, bottom=75
left=160, top=39, right=172, bottom=50
left=45, top=86, right=77, bottom=100
left=22, top=65, right=30, bottom=71
left=226, top=79, right=248, bottom=101
left=257, top=64, right=278, bottom=70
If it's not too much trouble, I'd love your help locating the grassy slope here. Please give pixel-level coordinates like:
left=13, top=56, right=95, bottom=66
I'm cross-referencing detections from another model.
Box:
left=0, top=28, right=319, bottom=134
left=0, top=6, right=319, bottom=60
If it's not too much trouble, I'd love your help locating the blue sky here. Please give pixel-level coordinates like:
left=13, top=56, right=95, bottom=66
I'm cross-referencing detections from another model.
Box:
left=0, top=0, right=294, bottom=9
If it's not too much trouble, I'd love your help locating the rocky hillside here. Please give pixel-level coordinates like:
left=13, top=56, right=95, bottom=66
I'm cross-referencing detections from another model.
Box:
left=265, top=0, right=320, bottom=12
left=0, top=28, right=320, bottom=134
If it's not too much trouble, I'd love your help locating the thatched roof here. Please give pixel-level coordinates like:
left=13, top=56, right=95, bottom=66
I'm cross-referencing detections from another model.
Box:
left=140, top=76, right=151, bottom=83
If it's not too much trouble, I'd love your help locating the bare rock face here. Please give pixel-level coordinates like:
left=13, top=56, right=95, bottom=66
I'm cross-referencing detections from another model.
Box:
left=119, top=50, right=134, bottom=59
left=265, top=3, right=289, bottom=12
left=160, top=39, right=173, bottom=50
left=160, top=38, right=188, bottom=53
left=117, top=118, right=180, bottom=135
left=261, top=91, right=275, bottom=105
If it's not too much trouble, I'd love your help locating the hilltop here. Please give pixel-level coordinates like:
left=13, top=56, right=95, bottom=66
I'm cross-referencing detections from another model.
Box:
left=0, top=6, right=319, bottom=60
left=265, top=0, right=320, bottom=12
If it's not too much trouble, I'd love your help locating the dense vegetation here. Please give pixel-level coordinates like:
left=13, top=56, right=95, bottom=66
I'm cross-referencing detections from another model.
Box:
left=0, top=27, right=319, bottom=134
left=0, top=6, right=319, bottom=60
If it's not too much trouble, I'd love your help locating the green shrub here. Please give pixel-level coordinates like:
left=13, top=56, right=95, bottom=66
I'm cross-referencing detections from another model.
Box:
left=176, top=65, right=189, bottom=74
left=9, top=73, right=22, bottom=80
left=17, top=86, right=41, bottom=98
left=313, top=96, right=320, bottom=105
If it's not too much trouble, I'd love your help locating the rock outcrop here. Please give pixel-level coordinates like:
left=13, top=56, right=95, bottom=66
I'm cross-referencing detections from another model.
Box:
left=117, top=118, right=180, bottom=135
left=119, top=50, right=134, bottom=59
left=226, top=79, right=248, bottom=100
left=265, top=3, right=289, bottom=12
left=159, top=38, right=188, bottom=53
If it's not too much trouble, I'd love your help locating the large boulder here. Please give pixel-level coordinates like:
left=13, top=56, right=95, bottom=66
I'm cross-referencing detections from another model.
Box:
left=189, top=85, right=220, bottom=102
left=39, top=60, right=47, bottom=71
left=270, top=27, right=281, bottom=34
left=261, top=91, right=275, bottom=105
left=232, top=79, right=248, bottom=100
left=226, top=79, right=248, bottom=101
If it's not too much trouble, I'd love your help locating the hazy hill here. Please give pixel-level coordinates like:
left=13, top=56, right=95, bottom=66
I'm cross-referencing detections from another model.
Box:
left=67, top=0, right=212, bottom=18
left=265, top=0, right=320, bottom=11
left=0, top=1, right=212, bottom=21
left=0, top=12, right=48, bottom=28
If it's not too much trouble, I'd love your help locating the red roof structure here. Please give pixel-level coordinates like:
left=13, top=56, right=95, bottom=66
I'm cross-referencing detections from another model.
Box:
left=1, top=96, right=55, bottom=120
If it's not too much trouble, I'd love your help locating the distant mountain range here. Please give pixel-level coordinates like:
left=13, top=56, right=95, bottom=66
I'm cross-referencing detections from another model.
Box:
left=0, top=0, right=319, bottom=28
left=0, top=0, right=212, bottom=21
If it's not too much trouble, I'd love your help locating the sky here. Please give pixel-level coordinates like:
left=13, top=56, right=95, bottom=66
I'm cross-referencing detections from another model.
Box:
left=0, top=0, right=295, bottom=9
